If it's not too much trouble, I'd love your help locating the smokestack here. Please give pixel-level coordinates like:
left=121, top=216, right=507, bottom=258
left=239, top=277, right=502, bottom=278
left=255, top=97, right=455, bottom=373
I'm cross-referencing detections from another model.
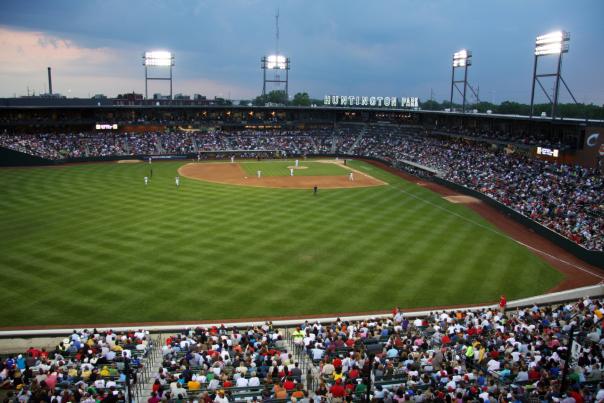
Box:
left=47, top=67, right=53, bottom=95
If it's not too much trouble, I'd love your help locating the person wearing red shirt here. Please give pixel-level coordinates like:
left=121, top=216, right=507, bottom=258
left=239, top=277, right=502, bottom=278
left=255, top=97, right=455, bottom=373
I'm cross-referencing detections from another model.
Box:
left=348, top=367, right=360, bottom=380
left=568, top=387, right=585, bottom=403
left=499, top=295, right=507, bottom=311
left=283, top=377, right=296, bottom=391
left=528, top=367, right=541, bottom=381
left=330, top=379, right=346, bottom=399
left=332, top=357, right=342, bottom=369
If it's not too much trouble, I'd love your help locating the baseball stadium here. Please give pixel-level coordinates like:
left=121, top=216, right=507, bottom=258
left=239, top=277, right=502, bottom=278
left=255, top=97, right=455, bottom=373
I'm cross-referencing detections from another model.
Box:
left=1, top=2, right=604, bottom=402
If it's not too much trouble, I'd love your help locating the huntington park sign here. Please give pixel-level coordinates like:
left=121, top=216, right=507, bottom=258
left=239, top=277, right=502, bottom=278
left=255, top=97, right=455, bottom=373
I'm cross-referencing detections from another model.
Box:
left=324, top=95, right=419, bottom=108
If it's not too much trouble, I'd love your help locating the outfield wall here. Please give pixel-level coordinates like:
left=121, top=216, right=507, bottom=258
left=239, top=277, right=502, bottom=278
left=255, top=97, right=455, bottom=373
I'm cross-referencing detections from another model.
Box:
left=1, top=284, right=602, bottom=340
left=0, top=146, right=52, bottom=166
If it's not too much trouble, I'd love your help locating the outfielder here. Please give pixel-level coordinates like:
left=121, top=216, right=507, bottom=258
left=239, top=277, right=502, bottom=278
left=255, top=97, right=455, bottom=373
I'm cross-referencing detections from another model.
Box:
left=175, top=176, right=180, bottom=187
left=257, top=170, right=262, bottom=179
left=290, top=168, right=294, bottom=176
left=295, top=159, right=299, bottom=168
left=144, top=176, right=148, bottom=185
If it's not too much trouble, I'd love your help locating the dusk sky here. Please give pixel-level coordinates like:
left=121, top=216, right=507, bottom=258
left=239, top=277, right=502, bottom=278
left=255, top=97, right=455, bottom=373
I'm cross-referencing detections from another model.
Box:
left=0, top=0, right=602, bottom=104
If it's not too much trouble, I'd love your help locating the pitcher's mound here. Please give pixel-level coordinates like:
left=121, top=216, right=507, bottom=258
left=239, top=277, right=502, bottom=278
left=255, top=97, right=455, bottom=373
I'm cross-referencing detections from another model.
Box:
left=178, top=163, right=385, bottom=189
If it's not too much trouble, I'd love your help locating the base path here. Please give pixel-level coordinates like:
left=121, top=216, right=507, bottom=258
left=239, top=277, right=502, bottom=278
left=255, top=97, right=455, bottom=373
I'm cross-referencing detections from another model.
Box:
left=178, top=161, right=386, bottom=189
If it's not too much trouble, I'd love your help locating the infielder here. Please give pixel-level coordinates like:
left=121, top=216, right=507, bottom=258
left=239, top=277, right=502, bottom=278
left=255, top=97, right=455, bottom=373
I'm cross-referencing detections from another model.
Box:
left=230, top=155, right=235, bottom=164
left=257, top=170, right=262, bottom=179
left=290, top=168, right=294, bottom=176
left=349, top=172, right=354, bottom=181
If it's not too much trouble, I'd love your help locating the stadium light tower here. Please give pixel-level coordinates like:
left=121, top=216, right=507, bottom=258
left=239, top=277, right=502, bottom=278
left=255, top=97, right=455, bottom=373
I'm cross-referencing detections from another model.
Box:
left=143, top=51, right=175, bottom=100
left=450, top=49, right=479, bottom=113
left=261, top=10, right=290, bottom=98
left=529, top=31, right=577, bottom=119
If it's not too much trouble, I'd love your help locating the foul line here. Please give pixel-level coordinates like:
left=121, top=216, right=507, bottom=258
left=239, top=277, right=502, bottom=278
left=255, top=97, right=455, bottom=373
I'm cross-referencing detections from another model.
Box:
left=392, top=183, right=604, bottom=280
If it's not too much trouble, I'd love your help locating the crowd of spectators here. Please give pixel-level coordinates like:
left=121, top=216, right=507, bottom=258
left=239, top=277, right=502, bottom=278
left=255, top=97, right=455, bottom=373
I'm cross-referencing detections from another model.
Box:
left=432, top=126, right=572, bottom=150
left=0, top=127, right=601, bottom=251
left=294, top=296, right=604, bottom=402
left=2, top=298, right=604, bottom=401
left=151, top=323, right=308, bottom=402
left=0, top=329, right=153, bottom=402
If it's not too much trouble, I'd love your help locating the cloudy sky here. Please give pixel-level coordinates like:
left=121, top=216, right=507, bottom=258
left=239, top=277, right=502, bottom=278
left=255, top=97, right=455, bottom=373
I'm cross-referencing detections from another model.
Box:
left=0, top=0, right=602, bottom=104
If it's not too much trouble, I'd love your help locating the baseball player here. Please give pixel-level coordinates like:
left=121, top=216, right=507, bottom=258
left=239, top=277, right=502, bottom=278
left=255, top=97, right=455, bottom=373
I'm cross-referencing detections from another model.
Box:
left=175, top=176, right=180, bottom=187
left=295, top=159, right=299, bottom=168
left=290, top=168, right=294, bottom=176
left=144, top=176, right=148, bottom=186
left=230, top=155, right=235, bottom=164
left=349, top=172, right=354, bottom=181
left=257, top=170, right=262, bottom=179
left=313, top=185, right=318, bottom=195
left=148, top=157, right=152, bottom=164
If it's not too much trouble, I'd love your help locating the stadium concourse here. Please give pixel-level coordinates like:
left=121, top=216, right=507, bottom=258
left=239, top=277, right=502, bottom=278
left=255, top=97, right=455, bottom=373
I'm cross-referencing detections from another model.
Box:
left=2, top=293, right=604, bottom=402
left=0, top=127, right=601, bottom=252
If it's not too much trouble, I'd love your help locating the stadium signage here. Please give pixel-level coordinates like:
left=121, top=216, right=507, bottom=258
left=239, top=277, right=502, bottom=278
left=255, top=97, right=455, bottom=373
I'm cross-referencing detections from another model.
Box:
left=536, top=147, right=559, bottom=158
left=96, top=123, right=118, bottom=130
left=323, top=95, right=419, bottom=108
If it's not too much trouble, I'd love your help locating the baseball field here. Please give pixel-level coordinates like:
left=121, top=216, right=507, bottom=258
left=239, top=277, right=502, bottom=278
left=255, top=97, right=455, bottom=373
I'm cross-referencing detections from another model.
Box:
left=0, top=159, right=563, bottom=327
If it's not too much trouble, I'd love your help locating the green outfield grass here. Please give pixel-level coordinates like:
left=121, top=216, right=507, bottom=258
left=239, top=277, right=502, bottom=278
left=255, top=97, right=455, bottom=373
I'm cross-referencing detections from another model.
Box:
left=0, top=159, right=563, bottom=327
left=240, top=160, right=352, bottom=176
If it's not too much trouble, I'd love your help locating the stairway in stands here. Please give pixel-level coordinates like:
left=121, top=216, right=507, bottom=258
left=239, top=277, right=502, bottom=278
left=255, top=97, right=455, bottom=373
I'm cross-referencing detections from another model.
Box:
left=283, top=328, right=321, bottom=393
left=347, top=127, right=367, bottom=154
left=133, top=334, right=164, bottom=402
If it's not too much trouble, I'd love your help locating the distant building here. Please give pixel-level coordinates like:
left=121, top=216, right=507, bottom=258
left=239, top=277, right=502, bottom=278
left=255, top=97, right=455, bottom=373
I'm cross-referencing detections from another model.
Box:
left=116, top=92, right=143, bottom=101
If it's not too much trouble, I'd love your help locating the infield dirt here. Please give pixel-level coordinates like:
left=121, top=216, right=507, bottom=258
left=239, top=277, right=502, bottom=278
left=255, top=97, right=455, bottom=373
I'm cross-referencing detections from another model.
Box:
left=178, top=161, right=386, bottom=189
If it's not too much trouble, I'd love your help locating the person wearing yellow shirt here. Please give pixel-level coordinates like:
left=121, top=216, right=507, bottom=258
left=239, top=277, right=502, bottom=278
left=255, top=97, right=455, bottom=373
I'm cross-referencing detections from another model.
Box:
left=81, top=368, right=92, bottom=381
left=187, top=379, right=201, bottom=391
left=100, top=366, right=110, bottom=377
left=292, top=328, right=304, bottom=346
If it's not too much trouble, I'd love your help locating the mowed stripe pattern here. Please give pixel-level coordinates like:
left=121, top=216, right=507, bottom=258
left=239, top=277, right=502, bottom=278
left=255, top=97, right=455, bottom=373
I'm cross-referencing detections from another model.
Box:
left=0, top=160, right=562, bottom=327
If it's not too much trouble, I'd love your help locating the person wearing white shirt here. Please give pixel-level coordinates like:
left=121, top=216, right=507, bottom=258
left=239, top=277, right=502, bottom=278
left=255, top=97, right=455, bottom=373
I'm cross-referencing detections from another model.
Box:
left=236, top=377, right=249, bottom=387
left=487, top=359, right=500, bottom=372
left=208, top=378, right=220, bottom=391
left=248, top=376, right=260, bottom=387
left=594, top=383, right=604, bottom=402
